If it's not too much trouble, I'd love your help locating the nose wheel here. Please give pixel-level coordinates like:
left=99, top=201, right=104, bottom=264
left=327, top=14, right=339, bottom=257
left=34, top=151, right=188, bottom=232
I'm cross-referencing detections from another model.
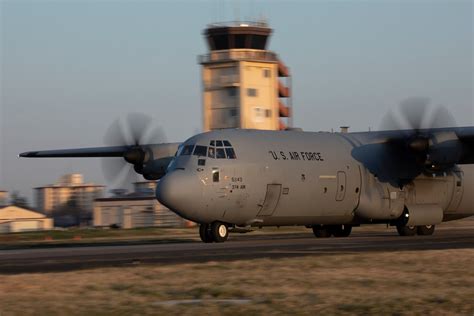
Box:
left=199, top=222, right=229, bottom=243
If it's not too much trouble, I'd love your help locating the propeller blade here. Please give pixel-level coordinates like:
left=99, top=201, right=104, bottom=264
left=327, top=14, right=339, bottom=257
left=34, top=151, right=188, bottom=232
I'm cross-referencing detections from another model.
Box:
left=101, top=157, right=129, bottom=186
left=399, top=97, right=430, bottom=131
left=127, top=113, right=153, bottom=145
left=143, top=126, right=166, bottom=145
left=104, top=119, right=128, bottom=146
left=426, top=106, right=456, bottom=129
left=380, top=109, right=403, bottom=131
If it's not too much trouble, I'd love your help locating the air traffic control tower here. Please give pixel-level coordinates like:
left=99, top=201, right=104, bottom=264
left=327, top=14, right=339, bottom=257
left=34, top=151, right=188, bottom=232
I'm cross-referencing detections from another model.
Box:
left=199, top=21, right=292, bottom=131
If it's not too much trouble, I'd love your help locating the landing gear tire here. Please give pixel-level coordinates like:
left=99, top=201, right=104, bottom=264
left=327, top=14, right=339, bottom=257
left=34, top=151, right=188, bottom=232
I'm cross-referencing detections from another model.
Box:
left=210, top=222, right=229, bottom=243
left=417, top=225, right=435, bottom=236
left=199, top=224, right=213, bottom=243
left=332, top=225, right=352, bottom=237
left=312, top=225, right=331, bottom=238
left=396, top=224, right=417, bottom=236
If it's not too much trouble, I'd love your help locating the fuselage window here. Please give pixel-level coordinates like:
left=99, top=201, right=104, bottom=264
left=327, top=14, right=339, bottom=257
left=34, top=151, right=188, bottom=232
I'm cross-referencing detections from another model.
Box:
left=216, top=140, right=224, bottom=147
left=208, top=147, right=215, bottom=158
left=216, top=148, right=226, bottom=159
left=225, top=147, right=236, bottom=159
left=223, top=140, right=231, bottom=147
left=181, top=145, right=195, bottom=156
left=193, top=145, right=208, bottom=157
left=210, top=140, right=215, bottom=146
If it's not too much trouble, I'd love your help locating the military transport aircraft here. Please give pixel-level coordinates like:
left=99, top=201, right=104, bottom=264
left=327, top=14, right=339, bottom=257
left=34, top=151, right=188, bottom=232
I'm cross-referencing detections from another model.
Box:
left=20, top=100, right=474, bottom=243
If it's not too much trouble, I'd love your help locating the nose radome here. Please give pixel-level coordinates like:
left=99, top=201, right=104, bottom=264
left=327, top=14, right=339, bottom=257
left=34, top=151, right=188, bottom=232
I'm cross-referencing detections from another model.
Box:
left=156, top=171, right=201, bottom=221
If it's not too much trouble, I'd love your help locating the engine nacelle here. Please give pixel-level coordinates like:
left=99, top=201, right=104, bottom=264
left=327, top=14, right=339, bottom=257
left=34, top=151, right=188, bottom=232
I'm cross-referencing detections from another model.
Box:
left=141, top=157, right=174, bottom=180
left=427, top=131, right=464, bottom=167
left=133, top=143, right=180, bottom=180
left=355, top=168, right=405, bottom=220
left=400, top=204, right=443, bottom=226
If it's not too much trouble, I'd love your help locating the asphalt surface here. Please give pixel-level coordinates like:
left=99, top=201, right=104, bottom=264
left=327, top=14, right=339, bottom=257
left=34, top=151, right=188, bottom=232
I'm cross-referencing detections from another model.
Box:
left=0, top=226, right=472, bottom=274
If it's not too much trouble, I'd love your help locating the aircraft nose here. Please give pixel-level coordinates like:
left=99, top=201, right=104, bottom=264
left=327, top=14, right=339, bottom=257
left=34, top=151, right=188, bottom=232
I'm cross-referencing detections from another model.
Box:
left=156, top=170, right=202, bottom=221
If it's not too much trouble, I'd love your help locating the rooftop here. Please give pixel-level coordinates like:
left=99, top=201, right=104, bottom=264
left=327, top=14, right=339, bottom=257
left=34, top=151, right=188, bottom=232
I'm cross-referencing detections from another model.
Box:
left=206, top=20, right=269, bottom=29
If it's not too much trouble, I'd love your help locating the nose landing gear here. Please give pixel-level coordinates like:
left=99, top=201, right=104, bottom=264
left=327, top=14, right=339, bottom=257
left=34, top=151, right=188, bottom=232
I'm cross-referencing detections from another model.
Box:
left=199, top=222, right=229, bottom=243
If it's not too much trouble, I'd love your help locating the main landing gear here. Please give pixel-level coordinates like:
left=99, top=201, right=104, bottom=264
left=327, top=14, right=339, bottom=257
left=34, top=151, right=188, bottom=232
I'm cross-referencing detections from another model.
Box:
left=396, top=224, right=435, bottom=236
left=312, top=225, right=352, bottom=238
left=199, top=222, right=229, bottom=243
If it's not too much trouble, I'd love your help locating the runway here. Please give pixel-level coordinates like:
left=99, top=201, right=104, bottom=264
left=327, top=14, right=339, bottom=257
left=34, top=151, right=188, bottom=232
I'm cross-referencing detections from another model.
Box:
left=0, top=226, right=473, bottom=274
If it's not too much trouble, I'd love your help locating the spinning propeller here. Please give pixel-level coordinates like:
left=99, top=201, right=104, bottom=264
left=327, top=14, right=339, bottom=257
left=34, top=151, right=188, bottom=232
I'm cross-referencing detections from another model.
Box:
left=353, top=97, right=461, bottom=188
left=380, top=97, right=458, bottom=169
left=102, top=113, right=166, bottom=188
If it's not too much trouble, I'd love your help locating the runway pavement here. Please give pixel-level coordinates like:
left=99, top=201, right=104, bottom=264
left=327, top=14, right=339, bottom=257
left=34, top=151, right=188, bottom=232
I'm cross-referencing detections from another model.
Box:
left=0, top=226, right=473, bottom=274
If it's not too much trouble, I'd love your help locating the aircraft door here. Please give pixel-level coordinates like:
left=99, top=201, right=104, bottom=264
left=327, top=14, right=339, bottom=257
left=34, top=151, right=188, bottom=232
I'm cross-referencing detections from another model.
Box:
left=336, top=171, right=346, bottom=201
left=257, top=184, right=282, bottom=216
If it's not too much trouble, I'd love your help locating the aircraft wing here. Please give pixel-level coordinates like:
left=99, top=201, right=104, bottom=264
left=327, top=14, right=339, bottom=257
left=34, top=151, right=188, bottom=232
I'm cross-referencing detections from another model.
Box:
left=350, top=126, right=474, bottom=187
left=19, top=146, right=129, bottom=158
left=20, top=143, right=181, bottom=181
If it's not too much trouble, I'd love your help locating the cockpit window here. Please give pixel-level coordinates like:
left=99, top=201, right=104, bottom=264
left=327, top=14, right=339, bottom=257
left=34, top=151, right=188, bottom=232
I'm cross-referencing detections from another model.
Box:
left=207, top=140, right=236, bottom=159
left=181, top=145, right=195, bottom=156
left=216, top=148, right=226, bottom=159
left=175, top=144, right=184, bottom=157
left=193, top=145, right=207, bottom=157
left=225, top=147, right=236, bottom=159
left=208, top=147, right=215, bottom=158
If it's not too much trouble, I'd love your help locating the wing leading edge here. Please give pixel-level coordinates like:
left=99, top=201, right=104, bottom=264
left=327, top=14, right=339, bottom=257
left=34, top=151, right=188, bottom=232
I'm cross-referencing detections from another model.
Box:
left=19, top=146, right=129, bottom=158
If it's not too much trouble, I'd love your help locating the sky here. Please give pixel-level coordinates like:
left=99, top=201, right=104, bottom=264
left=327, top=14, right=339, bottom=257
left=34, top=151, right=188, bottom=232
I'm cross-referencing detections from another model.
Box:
left=1, top=0, right=473, bottom=203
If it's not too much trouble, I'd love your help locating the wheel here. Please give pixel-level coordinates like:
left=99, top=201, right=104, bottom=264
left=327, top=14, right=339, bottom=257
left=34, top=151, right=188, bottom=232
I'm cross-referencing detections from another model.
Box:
left=312, top=225, right=331, bottom=238
left=417, top=225, right=435, bottom=236
left=210, top=222, right=229, bottom=243
left=332, top=225, right=352, bottom=237
left=396, top=224, right=417, bottom=236
left=199, top=224, right=213, bottom=243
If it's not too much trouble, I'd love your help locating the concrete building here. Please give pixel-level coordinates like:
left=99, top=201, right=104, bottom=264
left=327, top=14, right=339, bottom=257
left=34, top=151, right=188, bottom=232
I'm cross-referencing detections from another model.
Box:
left=0, top=191, right=8, bottom=206
left=0, top=205, right=53, bottom=233
left=94, top=181, right=193, bottom=229
left=200, top=21, right=292, bottom=131
left=35, top=174, right=105, bottom=216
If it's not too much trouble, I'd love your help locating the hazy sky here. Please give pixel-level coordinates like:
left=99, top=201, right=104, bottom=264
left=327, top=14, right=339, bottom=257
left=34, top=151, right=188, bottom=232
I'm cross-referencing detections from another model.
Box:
left=1, top=0, right=473, bottom=203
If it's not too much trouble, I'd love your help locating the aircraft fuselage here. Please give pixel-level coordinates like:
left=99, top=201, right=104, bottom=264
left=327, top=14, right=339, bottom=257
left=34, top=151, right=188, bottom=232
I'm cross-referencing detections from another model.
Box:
left=156, top=129, right=474, bottom=228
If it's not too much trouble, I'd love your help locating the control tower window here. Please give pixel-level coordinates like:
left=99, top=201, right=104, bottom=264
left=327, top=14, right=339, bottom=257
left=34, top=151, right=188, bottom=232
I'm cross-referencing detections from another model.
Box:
left=181, top=145, right=195, bottom=156
left=251, top=35, right=266, bottom=49
left=193, top=145, right=208, bottom=157
left=235, top=34, right=247, bottom=48
left=227, top=87, right=238, bottom=97
left=213, top=35, right=228, bottom=50
left=263, top=69, right=271, bottom=78
left=247, top=88, right=257, bottom=97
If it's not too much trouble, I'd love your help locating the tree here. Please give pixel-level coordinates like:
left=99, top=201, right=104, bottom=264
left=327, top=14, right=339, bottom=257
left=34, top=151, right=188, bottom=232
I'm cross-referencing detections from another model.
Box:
left=10, top=191, right=29, bottom=208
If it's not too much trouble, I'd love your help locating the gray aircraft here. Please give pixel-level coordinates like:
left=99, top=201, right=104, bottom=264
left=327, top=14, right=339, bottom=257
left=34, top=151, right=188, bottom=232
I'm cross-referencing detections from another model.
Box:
left=20, top=106, right=474, bottom=243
